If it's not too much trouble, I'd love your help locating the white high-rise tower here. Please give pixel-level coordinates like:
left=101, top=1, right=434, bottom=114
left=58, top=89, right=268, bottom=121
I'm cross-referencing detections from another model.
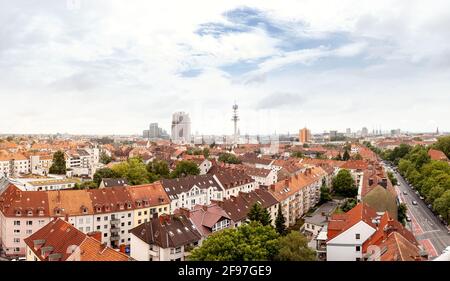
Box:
left=171, top=112, right=191, bottom=144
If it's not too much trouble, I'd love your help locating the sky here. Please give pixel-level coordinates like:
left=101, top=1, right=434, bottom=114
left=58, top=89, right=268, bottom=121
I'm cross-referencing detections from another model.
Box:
left=0, top=0, right=450, bottom=136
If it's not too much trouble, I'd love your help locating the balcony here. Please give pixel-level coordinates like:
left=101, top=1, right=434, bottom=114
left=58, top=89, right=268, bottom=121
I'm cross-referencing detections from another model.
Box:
left=110, top=234, right=120, bottom=241
left=110, top=219, right=120, bottom=225
left=110, top=227, right=120, bottom=234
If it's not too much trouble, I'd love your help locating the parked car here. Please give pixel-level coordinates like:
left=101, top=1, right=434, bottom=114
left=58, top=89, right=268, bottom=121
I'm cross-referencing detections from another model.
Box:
left=412, top=201, right=418, bottom=205
left=403, top=191, right=408, bottom=195
left=420, top=196, right=424, bottom=200
left=406, top=215, right=411, bottom=222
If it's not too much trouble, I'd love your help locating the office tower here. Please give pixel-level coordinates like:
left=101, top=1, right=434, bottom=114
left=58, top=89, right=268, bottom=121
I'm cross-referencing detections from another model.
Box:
left=299, top=127, right=311, bottom=143
left=171, top=112, right=191, bottom=144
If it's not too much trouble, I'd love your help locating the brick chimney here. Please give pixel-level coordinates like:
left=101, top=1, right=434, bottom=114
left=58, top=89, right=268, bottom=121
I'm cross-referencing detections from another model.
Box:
left=270, top=184, right=276, bottom=191
left=87, top=231, right=102, bottom=242
left=380, top=178, right=388, bottom=188
left=368, top=178, right=374, bottom=186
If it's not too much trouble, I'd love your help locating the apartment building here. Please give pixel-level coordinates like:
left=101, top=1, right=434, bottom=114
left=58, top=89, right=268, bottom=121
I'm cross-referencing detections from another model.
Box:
left=129, top=214, right=202, bottom=261
left=0, top=151, right=30, bottom=178
left=24, top=218, right=130, bottom=261
left=0, top=182, right=170, bottom=256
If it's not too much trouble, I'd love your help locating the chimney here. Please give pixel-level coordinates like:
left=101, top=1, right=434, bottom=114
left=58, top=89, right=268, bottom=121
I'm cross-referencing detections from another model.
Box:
left=368, top=178, right=374, bottom=186
left=178, top=207, right=191, bottom=218
left=202, top=205, right=208, bottom=212
left=270, top=184, right=276, bottom=191
left=284, top=179, right=289, bottom=186
left=87, top=231, right=102, bottom=243
left=380, top=178, right=388, bottom=188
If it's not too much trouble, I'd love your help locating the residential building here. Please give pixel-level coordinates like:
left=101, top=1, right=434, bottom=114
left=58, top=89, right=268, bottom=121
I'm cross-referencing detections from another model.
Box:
left=99, top=178, right=129, bottom=188
left=129, top=214, right=202, bottom=261
left=24, top=218, right=130, bottom=261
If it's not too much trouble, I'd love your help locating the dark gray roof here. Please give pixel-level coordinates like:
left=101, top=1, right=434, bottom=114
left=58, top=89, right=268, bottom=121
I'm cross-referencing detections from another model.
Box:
left=101, top=178, right=128, bottom=188
left=160, top=174, right=222, bottom=199
left=129, top=214, right=202, bottom=248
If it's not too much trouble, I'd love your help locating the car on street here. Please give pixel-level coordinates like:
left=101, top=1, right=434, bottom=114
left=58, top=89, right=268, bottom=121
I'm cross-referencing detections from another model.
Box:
left=412, top=201, right=418, bottom=205
left=403, top=191, right=408, bottom=195
left=406, top=215, right=411, bottom=222
left=420, top=196, right=424, bottom=200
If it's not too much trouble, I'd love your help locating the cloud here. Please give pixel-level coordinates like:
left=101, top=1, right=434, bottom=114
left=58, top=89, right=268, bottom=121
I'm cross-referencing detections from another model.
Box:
left=256, top=92, right=307, bottom=109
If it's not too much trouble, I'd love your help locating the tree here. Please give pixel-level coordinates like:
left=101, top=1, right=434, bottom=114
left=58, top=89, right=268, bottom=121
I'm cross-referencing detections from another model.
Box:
left=434, top=190, right=450, bottom=223
left=99, top=151, right=112, bottom=164
left=274, top=231, right=316, bottom=261
left=93, top=168, right=120, bottom=187
left=218, top=152, right=242, bottom=164
left=319, top=180, right=332, bottom=203
left=111, top=157, right=150, bottom=185
left=202, top=148, right=210, bottom=159
left=75, top=181, right=97, bottom=189
left=334, top=153, right=342, bottom=161
left=275, top=205, right=286, bottom=235
left=170, top=160, right=200, bottom=178
left=291, top=151, right=304, bottom=158
left=397, top=203, right=407, bottom=226
left=147, top=160, right=170, bottom=179
left=387, top=171, right=398, bottom=186
left=188, top=222, right=279, bottom=261
left=49, top=151, right=66, bottom=175
left=341, top=198, right=357, bottom=212
left=353, top=153, right=363, bottom=160
left=248, top=203, right=272, bottom=226
left=332, top=169, right=357, bottom=197
left=342, top=150, right=350, bottom=161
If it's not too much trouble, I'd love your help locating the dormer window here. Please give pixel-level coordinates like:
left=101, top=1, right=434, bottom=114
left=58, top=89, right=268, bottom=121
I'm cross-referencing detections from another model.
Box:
left=55, top=208, right=61, bottom=215
left=27, top=209, right=33, bottom=216
left=82, top=207, right=88, bottom=214
left=15, top=210, right=22, bottom=216
left=127, top=203, right=132, bottom=209
left=104, top=205, right=110, bottom=212
left=96, top=206, right=101, bottom=213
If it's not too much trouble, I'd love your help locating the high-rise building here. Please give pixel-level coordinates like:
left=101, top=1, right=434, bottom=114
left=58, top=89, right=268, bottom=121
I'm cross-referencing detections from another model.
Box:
left=346, top=128, right=351, bottom=135
left=232, top=103, right=239, bottom=146
left=143, top=123, right=169, bottom=140
left=171, top=112, right=191, bottom=144
left=361, top=127, right=369, bottom=137
left=329, top=130, right=338, bottom=140
left=299, top=127, right=311, bottom=143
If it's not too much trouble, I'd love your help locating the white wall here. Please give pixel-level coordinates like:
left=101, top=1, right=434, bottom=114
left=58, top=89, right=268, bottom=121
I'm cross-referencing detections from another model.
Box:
left=130, top=233, right=150, bottom=261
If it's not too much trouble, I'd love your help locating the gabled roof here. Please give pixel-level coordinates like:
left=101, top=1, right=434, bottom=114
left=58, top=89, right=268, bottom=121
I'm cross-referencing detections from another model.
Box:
left=24, top=219, right=129, bottom=261
left=327, top=203, right=378, bottom=241
left=177, top=204, right=231, bottom=237
left=129, top=214, right=202, bottom=248
left=160, top=174, right=222, bottom=199
left=428, top=149, right=448, bottom=161
left=101, top=178, right=128, bottom=188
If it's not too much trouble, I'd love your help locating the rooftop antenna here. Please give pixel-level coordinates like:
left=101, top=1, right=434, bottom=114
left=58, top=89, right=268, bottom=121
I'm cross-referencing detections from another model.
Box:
left=232, top=101, right=239, bottom=146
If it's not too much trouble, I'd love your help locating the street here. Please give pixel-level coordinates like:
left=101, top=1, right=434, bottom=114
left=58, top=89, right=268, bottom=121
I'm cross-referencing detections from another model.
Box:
left=392, top=169, right=450, bottom=259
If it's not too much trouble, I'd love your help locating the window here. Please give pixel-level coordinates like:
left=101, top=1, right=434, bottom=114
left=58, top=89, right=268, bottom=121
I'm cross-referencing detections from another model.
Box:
left=14, top=229, right=20, bottom=234
left=128, top=222, right=131, bottom=226
left=356, top=258, right=361, bottom=261
left=79, top=227, right=84, bottom=232
left=355, top=234, right=360, bottom=240
left=128, top=213, right=131, bottom=218
left=104, top=216, right=108, bottom=221
left=144, top=211, right=147, bottom=215
left=13, top=238, right=20, bottom=243
left=104, top=225, right=108, bottom=229
left=96, top=217, right=101, bottom=222
left=79, top=218, right=83, bottom=224
left=138, top=212, right=142, bottom=216
left=86, top=227, right=91, bottom=232
left=356, top=246, right=361, bottom=252
left=103, top=233, right=108, bottom=237
left=138, top=220, right=142, bottom=224
left=14, top=221, right=20, bottom=226
left=26, top=229, right=32, bottom=235
left=121, top=222, right=125, bottom=227
left=96, top=226, right=100, bottom=230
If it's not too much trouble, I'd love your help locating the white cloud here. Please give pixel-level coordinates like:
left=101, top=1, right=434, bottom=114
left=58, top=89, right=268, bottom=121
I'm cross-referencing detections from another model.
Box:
left=0, top=0, right=449, bottom=135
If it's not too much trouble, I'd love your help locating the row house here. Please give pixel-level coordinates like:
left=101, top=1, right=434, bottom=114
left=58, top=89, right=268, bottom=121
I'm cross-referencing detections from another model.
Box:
left=326, top=203, right=426, bottom=261
left=161, top=174, right=224, bottom=212
left=268, top=167, right=326, bottom=227
left=24, top=218, right=130, bottom=261
left=176, top=204, right=232, bottom=238
left=213, top=189, right=279, bottom=227
left=0, top=151, right=30, bottom=178
left=212, top=167, right=256, bottom=198
left=129, top=214, right=202, bottom=261
left=0, top=182, right=170, bottom=256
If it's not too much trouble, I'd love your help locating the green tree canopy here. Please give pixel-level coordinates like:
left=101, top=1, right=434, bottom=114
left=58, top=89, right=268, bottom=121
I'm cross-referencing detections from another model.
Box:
left=397, top=203, right=407, bottom=226
left=248, top=203, right=272, bottom=226
left=93, top=168, right=120, bottom=187
left=99, top=151, right=112, bottom=164
left=320, top=180, right=332, bottom=203
left=49, top=151, right=66, bottom=175
left=342, top=150, right=350, bottom=161
left=387, top=171, right=398, bottom=186
left=188, top=222, right=279, bottom=261
left=218, top=152, right=242, bottom=164
left=332, top=169, right=357, bottom=197
left=274, top=231, right=316, bottom=261
left=147, top=160, right=170, bottom=179
left=275, top=205, right=286, bottom=235
left=170, top=160, right=200, bottom=178
left=111, top=157, right=150, bottom=185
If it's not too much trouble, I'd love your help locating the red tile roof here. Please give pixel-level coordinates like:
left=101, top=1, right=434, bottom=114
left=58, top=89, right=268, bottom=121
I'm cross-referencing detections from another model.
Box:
left=428, top=149, right=448, bottom=161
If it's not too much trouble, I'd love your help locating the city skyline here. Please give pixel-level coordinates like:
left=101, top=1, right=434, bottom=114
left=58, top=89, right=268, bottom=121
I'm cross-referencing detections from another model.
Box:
left=1, top=1, right=450, bottom=135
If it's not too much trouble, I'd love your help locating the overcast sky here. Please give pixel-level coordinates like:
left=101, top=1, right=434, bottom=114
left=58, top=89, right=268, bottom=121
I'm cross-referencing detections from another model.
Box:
left=1, top=0, right=449, bottom=135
